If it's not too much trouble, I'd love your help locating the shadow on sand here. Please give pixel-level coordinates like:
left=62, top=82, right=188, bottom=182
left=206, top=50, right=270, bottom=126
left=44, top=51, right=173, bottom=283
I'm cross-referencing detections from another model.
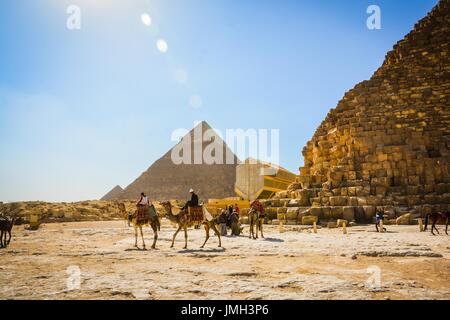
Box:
left=177, top=247, right=226, bottom=254
left=262, top=237, right=284, bottom=243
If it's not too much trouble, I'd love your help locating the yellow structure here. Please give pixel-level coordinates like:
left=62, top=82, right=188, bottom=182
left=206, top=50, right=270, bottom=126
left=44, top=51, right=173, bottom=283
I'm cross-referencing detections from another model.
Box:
left=234, top=158, right=297, bottom=200
left=207, top=197, right=250, bottom=215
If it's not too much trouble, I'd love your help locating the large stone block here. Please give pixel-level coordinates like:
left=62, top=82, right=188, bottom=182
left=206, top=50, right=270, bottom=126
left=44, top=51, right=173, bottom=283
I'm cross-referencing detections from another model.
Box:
left=329, top=196, right=348, bottom=206
left=343, top=206, right=355, bottom=221
left=330, top=206, right=344, bottom=219
left=301, top=215, right=318, bottom=225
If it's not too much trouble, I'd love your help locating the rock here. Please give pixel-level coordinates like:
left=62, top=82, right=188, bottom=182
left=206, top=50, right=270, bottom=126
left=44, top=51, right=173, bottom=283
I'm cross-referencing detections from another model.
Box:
left=336, top=219, right=349, bottom=227
left=343, top=206, right=355, bottom=221
left=327, top=222, right=337, bottom=228
left=301, top=215, right=318, bottom=225
left=396, top=213, right=412, bottom=225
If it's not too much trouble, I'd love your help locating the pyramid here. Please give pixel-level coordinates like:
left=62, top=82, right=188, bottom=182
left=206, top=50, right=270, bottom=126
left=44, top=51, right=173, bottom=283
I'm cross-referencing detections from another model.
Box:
left=108, top=121, right=239, bottom=201
left=285, top=0, right=450, bottom=220
left=101, top=185, right=124, bottom=201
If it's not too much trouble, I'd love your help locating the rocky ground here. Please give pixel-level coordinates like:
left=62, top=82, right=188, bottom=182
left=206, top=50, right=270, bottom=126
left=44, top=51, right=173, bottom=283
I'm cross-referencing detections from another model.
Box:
left=0, top=220, right=449, bottom=300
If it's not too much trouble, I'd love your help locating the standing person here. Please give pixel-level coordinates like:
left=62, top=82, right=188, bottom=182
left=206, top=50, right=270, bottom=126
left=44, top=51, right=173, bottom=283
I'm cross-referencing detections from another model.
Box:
left=228, top=205, right=233, bottom=215
left=234, top=203, right=240, bottom=216
left=375, top=208, right=386, bottom=232
left=219, top=209, right=228, bottom=236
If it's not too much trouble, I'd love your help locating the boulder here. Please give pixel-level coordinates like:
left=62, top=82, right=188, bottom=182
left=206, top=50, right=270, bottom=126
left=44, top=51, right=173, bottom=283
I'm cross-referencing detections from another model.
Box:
left=396, top=213, right=412, bottom=225
left=336, top=219, right=349, bottom=227
left=343, top=206, right=355, bottom=221
left=301, top=215, right=318, bottom=225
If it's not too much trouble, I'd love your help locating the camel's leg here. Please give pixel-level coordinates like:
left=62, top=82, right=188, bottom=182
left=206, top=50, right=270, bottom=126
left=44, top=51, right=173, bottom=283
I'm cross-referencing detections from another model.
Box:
left=151, top=223, right=158, bottom=249
left=210, top=223, right=222, bottom=247
left=249, top=217, right=254, bottom=239
left=140, top=226, right=146, bottom=250
left=134, top=226, right=138, bottom=247
left=446, top=218, right=448, bottom=236
left=259, top=219, right=264, bottom=238
left=0, top=230, right=3, bottom=248
left=433, top=220, right=440, bottom=235
left=171, top=225, right=182, bottom=248
left=255, top=218, right=259, bottom=239
left=7, top=229, right=11, bottom=245
left=183, top=226, right=188, bottom=249
left=200, top=224, right=210, bottom=248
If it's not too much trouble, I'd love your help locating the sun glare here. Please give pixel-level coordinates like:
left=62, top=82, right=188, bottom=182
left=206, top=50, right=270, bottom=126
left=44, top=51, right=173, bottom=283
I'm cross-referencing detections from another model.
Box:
left=156, top=39, right=168, bottom=53
left=141, top=13, right=152, bottom=26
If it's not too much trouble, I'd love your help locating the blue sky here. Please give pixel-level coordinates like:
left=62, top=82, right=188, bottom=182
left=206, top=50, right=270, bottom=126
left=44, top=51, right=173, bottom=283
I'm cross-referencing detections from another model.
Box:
left=0, top=0, right=438, bottom=202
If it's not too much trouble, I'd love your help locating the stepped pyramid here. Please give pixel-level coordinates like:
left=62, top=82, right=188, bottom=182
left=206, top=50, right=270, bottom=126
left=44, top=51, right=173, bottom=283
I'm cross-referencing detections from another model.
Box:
left=104, top=121, right=239, bottom=201
left=101, top=185, right=124, bottom=201
left=284, top=0, right=450, bottom=222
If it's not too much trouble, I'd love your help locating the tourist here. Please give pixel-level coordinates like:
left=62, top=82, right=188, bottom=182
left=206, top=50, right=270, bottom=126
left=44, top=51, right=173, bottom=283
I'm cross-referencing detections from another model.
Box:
left=234, top=203, right=240, bottom=216
left=375, top=208, right=387, bottom=232
left=219, top=209, right=227, bottom=236
left=136, top=192, right=149, bottom=224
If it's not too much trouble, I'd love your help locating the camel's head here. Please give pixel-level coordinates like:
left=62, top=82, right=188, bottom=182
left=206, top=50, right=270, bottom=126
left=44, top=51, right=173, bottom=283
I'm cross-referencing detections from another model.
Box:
left=159, top=201, right=172, bottom=212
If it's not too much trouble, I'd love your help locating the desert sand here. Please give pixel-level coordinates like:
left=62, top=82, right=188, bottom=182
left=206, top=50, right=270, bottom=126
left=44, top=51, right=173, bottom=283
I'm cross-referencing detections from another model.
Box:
left=0, top=220, right=449, bottom=300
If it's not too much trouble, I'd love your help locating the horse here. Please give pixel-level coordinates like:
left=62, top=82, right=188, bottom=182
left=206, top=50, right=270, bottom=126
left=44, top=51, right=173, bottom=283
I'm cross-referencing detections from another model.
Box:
left=0, top=215, right=16, bottom=248
left=160, top=201, right=221, bottom=249
left=424, top=210, right=449, bottom=235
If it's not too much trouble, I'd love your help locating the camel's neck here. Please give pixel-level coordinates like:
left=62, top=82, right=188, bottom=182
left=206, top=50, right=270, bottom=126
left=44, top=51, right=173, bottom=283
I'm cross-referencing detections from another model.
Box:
left=164, top=206, right=178, bottom=222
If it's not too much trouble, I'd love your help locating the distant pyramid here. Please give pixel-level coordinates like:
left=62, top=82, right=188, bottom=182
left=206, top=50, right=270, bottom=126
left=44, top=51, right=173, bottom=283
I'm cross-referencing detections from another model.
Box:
left=101, top=185, right=124, bottom=200
left=106, top=121, right=239, bottom=201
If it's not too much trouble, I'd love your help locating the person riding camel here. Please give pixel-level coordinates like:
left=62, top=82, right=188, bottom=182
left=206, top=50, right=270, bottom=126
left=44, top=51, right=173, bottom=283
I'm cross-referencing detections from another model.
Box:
left=182, top=188, right=199, bottom=211
left=136, top=192, right=150, bottom=224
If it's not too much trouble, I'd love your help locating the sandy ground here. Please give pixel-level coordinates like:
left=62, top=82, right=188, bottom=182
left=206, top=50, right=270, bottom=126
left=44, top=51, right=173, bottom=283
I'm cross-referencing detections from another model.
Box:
left=0, top=220, right=449, bottom=300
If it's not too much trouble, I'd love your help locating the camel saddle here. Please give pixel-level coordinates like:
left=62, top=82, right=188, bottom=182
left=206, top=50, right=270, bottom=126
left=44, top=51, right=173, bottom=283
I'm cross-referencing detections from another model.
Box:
left=188, top=205, right=203, bottom=223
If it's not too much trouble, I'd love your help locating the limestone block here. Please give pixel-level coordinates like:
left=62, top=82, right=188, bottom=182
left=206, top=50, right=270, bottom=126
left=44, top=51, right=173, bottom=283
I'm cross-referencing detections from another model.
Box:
left=301, top=215, right=318, bottom=225
left=343, top=206, right=355, bottom=221
left=396, top=213, right=412, bottom=225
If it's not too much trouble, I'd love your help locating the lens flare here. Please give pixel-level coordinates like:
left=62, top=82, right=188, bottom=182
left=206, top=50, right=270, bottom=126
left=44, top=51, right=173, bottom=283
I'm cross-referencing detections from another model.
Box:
left=141, top=13, right=152, bottom=26
left=156, top=39, right=168, bottom=53
left=189, top=95, right=203, bottom=109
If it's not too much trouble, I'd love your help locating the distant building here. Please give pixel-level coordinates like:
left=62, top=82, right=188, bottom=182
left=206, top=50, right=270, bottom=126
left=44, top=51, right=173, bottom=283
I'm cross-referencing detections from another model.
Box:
left=234, top=158, right=297, bottom=200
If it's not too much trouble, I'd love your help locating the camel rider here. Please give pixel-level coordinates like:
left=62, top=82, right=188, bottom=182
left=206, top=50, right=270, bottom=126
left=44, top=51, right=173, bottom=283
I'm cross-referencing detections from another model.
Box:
left=136, top=192, right=150, bottom=224
left=182, top=188, right=199, bottom=211
left=137, top=192, right=149, bottom=207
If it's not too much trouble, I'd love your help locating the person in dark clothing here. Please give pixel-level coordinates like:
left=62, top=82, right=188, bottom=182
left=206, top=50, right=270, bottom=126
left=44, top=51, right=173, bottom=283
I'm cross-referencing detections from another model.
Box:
left=182, top=188, right=199, bottom=211
left=375, top=208, right=387, bottom=232
left=228, top=205, right=233, bottom=215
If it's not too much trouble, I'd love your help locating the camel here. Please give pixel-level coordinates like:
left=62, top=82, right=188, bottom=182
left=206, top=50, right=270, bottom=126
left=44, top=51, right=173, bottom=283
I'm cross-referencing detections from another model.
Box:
left=424, top=210, right=449, bottom=235
left=160, top=201, right=221, bottom=249
left=248, top=208, right=264, bottom=239
left=0, top=215, right=16, bottom=248
left=119, top=203, right=160, bottom=250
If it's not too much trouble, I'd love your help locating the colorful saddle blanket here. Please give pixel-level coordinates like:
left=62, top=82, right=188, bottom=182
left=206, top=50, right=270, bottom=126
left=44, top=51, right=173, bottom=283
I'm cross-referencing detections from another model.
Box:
left=188, top=206, right=204, bottom=223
